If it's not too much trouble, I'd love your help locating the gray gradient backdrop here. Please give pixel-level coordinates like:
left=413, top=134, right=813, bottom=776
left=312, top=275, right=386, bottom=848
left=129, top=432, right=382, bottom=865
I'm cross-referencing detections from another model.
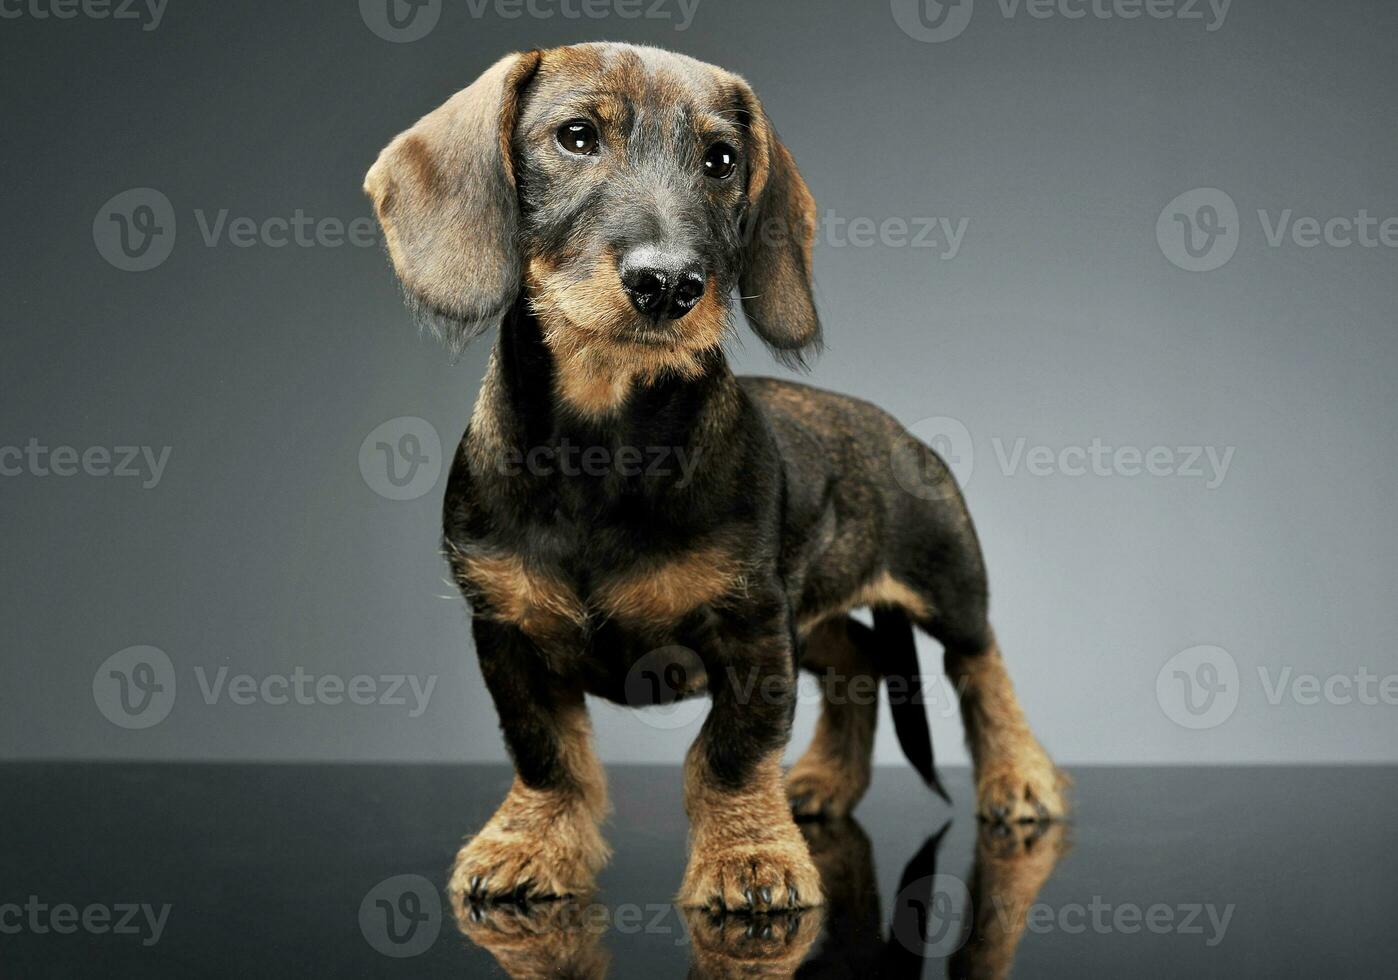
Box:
left=2, top=0, right=1395, bottom=767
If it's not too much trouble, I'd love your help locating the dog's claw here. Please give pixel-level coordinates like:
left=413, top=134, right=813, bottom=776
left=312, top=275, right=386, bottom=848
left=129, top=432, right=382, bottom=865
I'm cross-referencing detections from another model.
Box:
left=743, top=887, right=755, bottom=907
left=759, top=886, right=772, bottom=905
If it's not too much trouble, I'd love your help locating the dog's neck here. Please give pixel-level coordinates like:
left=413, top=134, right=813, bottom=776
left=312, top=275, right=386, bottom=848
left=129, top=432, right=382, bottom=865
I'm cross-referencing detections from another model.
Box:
left=465, top=299, right=742, bottom=478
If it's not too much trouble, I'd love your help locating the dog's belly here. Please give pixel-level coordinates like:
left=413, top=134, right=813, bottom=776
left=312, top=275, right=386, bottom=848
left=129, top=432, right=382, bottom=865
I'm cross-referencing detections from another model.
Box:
left=574, top=619, right=713, bottom=707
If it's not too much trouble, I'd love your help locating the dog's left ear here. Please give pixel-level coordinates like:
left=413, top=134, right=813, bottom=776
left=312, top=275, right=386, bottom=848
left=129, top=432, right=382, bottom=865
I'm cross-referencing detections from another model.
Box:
left=731, top=79, right=822, bottom=367
left=364, top=50, right=542, bottom=351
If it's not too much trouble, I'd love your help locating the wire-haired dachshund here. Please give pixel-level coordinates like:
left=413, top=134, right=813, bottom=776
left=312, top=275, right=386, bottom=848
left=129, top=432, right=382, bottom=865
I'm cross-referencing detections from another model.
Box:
left=365, top=41, right=1066, bottom=914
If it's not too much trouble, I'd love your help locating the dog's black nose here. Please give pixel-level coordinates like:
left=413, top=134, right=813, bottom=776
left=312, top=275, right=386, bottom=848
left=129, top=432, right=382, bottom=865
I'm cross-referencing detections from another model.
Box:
left=620, top=253, right=706, bottom=321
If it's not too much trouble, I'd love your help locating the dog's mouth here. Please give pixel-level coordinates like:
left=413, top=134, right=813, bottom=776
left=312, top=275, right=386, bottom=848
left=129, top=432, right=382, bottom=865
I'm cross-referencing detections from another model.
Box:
left=621, top=316, right=687, bottom=347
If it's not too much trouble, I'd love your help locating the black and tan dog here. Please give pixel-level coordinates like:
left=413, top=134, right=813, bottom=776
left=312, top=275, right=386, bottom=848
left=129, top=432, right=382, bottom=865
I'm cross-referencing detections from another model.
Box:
left=365, top=41, right=1066, bottom=914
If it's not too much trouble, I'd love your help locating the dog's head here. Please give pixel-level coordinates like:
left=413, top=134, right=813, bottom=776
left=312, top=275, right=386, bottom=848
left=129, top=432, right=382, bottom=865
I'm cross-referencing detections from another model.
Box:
left=365, top=43, right=820, bottom=376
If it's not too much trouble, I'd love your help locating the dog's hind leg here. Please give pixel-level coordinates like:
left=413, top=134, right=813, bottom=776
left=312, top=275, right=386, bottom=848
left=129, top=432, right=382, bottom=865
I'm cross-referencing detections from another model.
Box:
left=786, top=616, right=879, bottom=819
left=903, top=570, right=1067, bottom=823
left=943, top=636, right=1068, bottom=823
left=887, top=434, right=1068, bottom=824
left=905, top=549, right=1067, bottom=823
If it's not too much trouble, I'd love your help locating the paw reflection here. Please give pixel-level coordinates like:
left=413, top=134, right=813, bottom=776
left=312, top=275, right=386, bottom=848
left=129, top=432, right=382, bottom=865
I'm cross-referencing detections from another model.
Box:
left=685, top=905, right=824, bottom=978
left=451, top=892, right=610, bottom=979
left=451, top=814, right=1068, bottom=978
left=949, top=822, right=1071, bottom=980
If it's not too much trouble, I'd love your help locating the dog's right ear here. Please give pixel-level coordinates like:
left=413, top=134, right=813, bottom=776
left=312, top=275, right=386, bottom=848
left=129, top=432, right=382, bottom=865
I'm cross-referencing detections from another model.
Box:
left=364, top=50, right=542, bottom=351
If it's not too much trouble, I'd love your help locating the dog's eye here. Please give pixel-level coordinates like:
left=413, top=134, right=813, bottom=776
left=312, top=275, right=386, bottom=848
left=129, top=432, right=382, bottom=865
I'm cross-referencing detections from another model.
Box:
left=703, top=142, right=737, bottom=180
left=557, top=121, right=600, bottom=156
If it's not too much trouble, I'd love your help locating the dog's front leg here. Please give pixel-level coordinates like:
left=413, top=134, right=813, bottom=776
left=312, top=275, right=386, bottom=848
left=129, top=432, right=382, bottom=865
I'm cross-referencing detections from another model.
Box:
left=678, top=602, right=823, bottom=912
left=449, top=618, right=610, bottom=903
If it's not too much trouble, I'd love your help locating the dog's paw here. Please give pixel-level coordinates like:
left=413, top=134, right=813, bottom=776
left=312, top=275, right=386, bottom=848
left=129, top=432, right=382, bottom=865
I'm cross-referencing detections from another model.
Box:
left=678, top=833, right=824, bottom=912
left=448, top=795, right=609, bottom=903
left=683, top=906, right=822, bottom=978
left=785, top=759, right=869, bottom=820
left=975, top=739, right=1070, bottom=824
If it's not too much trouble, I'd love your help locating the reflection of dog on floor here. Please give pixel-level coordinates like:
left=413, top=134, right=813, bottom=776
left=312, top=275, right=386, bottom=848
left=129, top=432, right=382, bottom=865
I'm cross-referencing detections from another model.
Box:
left=452, top=818, right=1070, bottom=978
left=368, top=41, right=1066, bottom=914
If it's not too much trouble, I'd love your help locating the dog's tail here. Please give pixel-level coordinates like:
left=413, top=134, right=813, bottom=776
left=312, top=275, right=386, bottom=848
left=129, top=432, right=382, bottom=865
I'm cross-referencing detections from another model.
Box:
left=875, top=607, right=951, bottom=803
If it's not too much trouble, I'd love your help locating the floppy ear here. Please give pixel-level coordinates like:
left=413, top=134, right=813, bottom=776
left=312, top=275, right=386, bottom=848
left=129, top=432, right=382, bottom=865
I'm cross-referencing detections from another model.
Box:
left=364, top=50, right=542, bottom=351
left=733, top=82, right=822, bottom=367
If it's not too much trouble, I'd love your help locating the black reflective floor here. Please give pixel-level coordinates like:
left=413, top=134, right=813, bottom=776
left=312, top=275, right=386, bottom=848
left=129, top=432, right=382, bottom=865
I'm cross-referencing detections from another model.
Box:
left=2, top=765, right=1395, bottom=977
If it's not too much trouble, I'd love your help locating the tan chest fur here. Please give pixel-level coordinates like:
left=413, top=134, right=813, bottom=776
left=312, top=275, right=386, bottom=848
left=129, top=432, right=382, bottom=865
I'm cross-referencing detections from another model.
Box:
left=452, top=544, right=748, bottom=642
